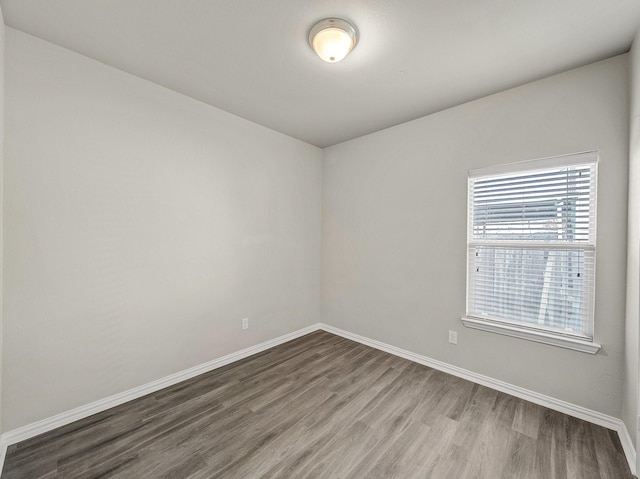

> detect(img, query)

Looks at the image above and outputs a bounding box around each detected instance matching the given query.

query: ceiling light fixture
[308,18,358,63]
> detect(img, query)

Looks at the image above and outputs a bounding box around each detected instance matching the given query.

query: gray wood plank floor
[1,331,635,478]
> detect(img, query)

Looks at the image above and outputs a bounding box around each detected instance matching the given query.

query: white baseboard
[317,323,637,476]
[0,440,6,477]
[0,322,636,477]
[617,421,637,477]
[0,323,322,459]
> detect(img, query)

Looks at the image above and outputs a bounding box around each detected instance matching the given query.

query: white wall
[322,55,629,417]
[1,21,632,435]
[2,29,322,431]
[624,30,640,452]
[0,5,5,436]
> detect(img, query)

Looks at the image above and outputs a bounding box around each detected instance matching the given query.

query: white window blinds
[466,151,597,341]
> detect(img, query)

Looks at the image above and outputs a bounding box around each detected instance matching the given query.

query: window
[462,151,600,353]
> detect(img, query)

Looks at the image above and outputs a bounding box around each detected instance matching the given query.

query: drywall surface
[3,29,322,431]
[322,55,629,417]
[623,31,640,450]
[0,5,5,435]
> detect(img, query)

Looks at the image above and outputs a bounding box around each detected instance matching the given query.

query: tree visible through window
[466,152,597,341]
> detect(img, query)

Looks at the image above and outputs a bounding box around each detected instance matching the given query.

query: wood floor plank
[566,417,605,479]
[502,433,539,479]
[356,420,434,479]
[1,331,634,479]
[512,399,543,439]
[406,413,458,478]
[280,421,383,479]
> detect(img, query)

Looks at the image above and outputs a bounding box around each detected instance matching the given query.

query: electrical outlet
[448,330,457,344]
[242,318,249,330]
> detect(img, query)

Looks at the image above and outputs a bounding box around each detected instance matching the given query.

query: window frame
[461,151,601,354]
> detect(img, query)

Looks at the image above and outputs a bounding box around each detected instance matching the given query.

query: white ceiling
[2,1,640,148]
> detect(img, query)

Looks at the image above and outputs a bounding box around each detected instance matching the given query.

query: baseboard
[0,323,322,455]
[317,323,638,476]
[0,439,7,477]
[0,322,636,477]
[617,420,637,477]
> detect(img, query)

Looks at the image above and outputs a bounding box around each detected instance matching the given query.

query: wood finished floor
[1,331,634,479]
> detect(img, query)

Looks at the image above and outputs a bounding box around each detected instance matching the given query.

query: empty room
[0,0,639,478]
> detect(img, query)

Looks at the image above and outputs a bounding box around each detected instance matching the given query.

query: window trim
[462,151,600,354]
[460,316,601,354]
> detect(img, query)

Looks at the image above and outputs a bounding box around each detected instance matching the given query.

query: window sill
[460,317,601,354]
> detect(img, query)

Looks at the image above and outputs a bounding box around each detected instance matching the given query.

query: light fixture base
[308,17,358,63]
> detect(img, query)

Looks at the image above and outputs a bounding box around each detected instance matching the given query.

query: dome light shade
[309,18,358,63]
